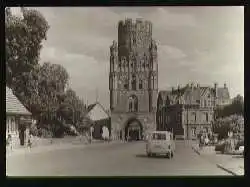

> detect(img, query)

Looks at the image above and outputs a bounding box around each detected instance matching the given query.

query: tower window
[192,112,196,121]
[124,82,128,89]
[206,113,209,122]
[133,38,136,44]
[132,75,136,90]
[139,80,143,89]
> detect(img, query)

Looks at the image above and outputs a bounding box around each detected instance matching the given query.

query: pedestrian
[204,135,209,146]
[27,133,32,152]
[7,134,13,152]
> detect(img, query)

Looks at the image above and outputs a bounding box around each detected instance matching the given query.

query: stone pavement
[191,143,244,176]
[6,137,124,157]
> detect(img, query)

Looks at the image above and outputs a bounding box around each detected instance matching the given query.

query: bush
[30,123,38,136]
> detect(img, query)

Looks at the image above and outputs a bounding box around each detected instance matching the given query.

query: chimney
[224,83,227,89]
[191,82,194,89]
[214,82,218,89]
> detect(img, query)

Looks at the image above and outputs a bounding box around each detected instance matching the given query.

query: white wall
[88,104,109,121]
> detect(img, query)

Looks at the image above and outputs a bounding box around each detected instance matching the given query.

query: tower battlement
[118,18,153,59]
[118,18,152,34]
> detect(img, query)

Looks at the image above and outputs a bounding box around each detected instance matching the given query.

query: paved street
[6,141,231,176]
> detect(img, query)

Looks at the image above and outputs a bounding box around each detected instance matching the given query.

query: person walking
[27,133,33,152]
[7,134,13,152]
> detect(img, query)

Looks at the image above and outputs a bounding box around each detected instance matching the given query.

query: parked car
[146,131,175,158]
[239,146,244,154]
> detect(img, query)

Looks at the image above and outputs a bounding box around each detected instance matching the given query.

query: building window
[192,112,196,121]
[191,128,196,136]
[133,38,136,44]
[128,95,138,112]
[7,116,17,134]
[206,113,209,122]
[196,100,200,104]
[132,75,136,90]
[139,80,143,89]
[129,100,133,112]
[124,81,128,89]
[204,100,207,107]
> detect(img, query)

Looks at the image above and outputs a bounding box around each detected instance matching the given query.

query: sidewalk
[191,144,244,176]
[6,137,124,157]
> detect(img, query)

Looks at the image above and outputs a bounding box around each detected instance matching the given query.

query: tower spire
[95,88,99,103]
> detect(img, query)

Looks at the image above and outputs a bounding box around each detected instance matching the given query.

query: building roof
[87,103,97,112]
[86,102,110,121]
[159,83,230,106]
[6,86,31,115]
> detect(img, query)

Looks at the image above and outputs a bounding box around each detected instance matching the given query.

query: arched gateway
[125,118,143,141]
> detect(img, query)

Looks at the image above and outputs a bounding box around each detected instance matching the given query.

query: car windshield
[152,133,170,140]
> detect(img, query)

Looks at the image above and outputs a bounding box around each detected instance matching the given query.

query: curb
[191,146,242,176]
[216,164,237,176]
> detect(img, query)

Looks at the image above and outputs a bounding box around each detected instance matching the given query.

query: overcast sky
[12,7,244,109]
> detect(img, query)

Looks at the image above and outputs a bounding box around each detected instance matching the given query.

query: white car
[146,131,175,158]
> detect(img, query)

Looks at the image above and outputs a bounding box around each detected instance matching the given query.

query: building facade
[6,86,32,147]
[157,83,231,140]
[109,18,158,141]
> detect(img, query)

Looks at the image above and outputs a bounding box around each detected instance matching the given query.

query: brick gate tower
[109,18,158,141]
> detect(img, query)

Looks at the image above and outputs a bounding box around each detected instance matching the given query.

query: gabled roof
[6,87,31,115]
[86,102,110,118]
[87,103,97,112]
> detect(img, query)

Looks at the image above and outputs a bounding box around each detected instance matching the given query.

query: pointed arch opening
[128,95,138,112]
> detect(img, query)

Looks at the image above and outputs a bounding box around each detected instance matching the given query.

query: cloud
[158,44,187,61]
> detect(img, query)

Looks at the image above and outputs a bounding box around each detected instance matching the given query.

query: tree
[5,7,49,117]
[37,62,69,127]
[5,7,49,88]
[57,88,86,126]
[213,114,244,140]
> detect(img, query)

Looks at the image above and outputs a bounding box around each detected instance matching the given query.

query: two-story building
[157,83,231,140]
